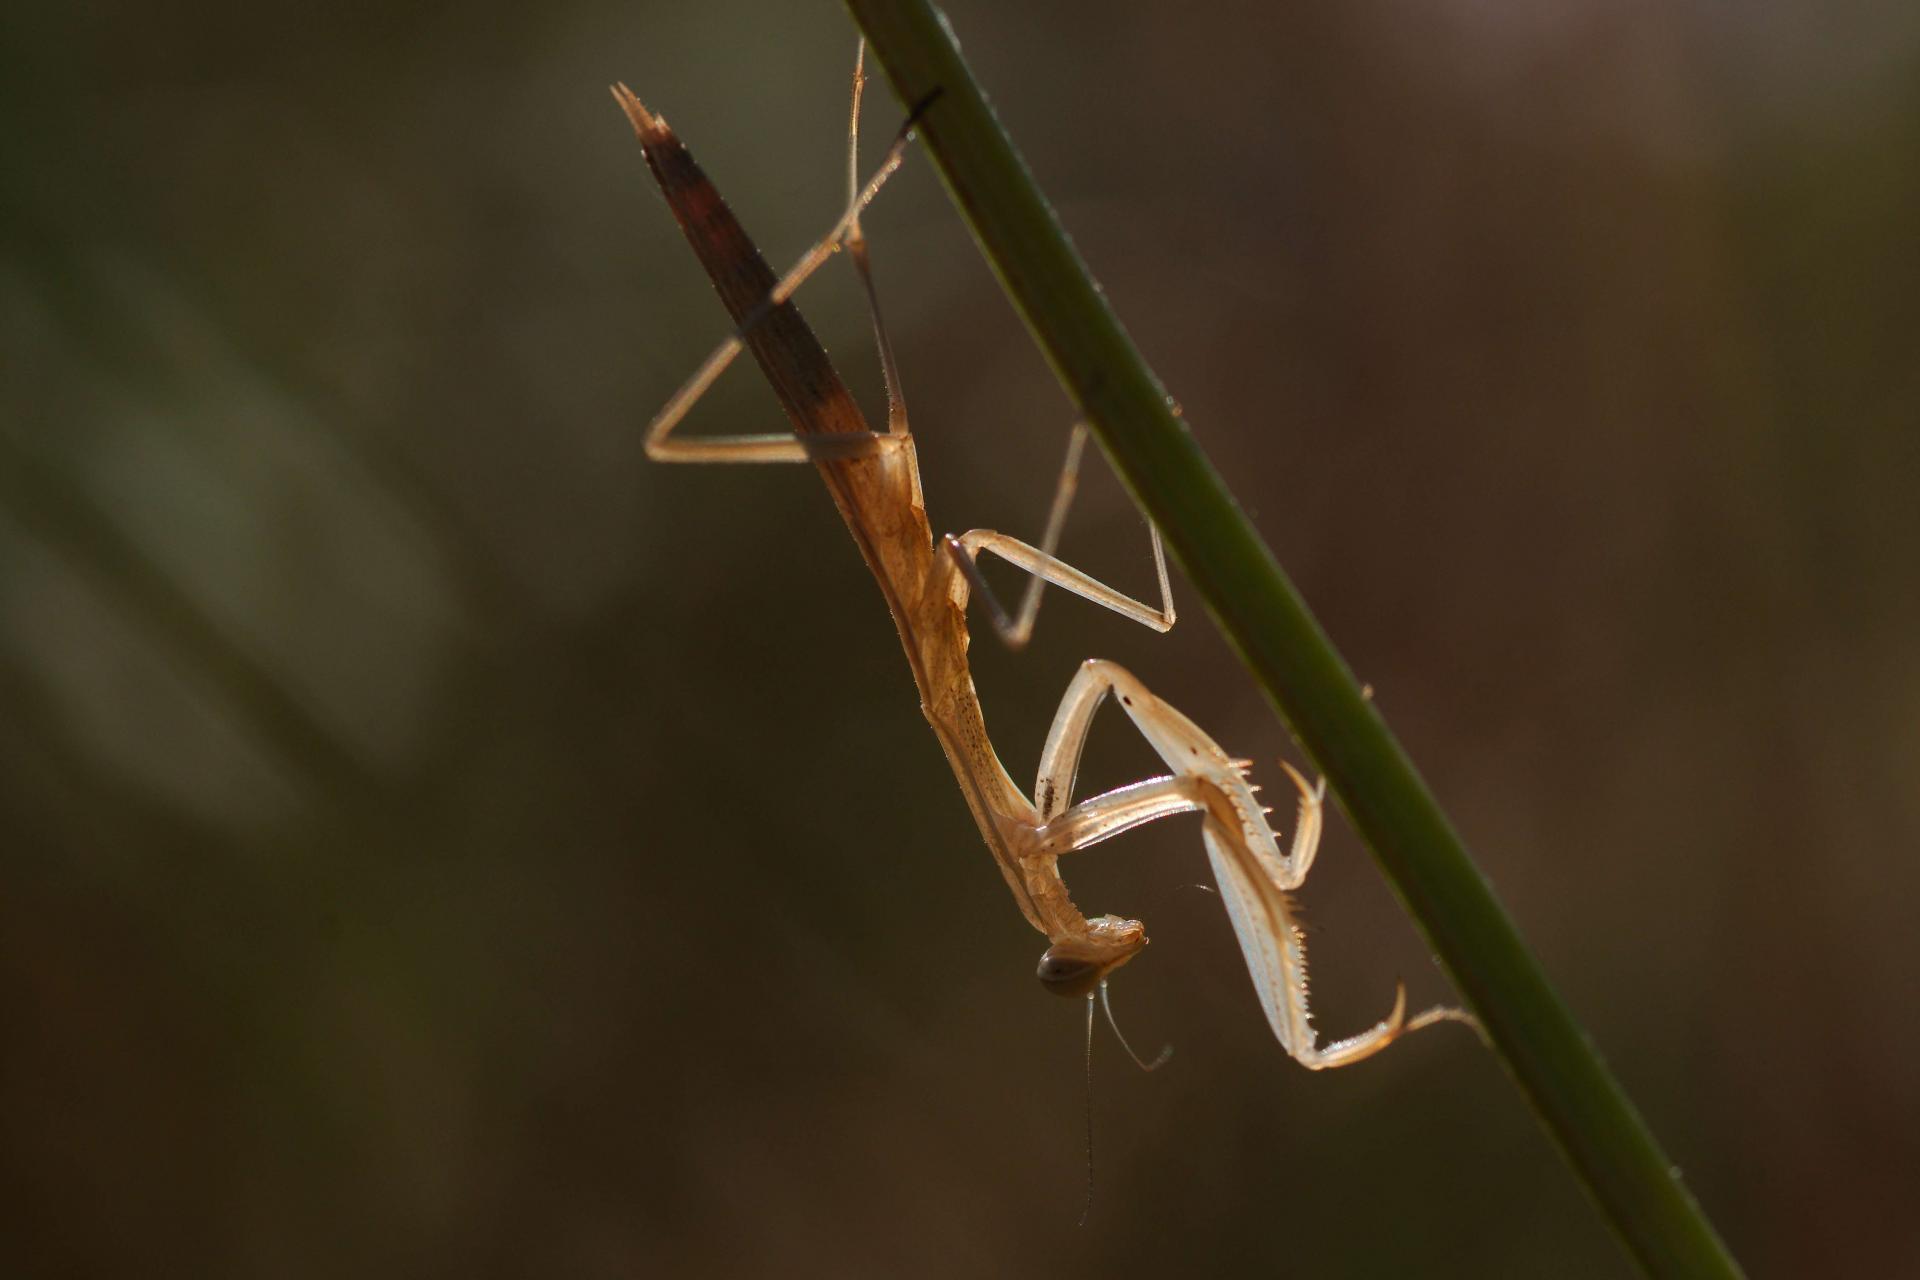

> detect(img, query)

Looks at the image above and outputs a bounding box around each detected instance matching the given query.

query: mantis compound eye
[1036,946,1106,999]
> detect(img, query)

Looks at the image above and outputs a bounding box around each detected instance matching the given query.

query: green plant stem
[842,3,1742,1276]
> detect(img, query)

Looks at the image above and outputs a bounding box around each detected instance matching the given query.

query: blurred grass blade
[0,433,373,802]
[843,2,1742,1275]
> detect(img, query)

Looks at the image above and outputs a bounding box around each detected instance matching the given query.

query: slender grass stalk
[842,3,1742,1275]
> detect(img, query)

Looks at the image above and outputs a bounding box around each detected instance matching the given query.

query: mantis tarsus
[615,45,1472,1073]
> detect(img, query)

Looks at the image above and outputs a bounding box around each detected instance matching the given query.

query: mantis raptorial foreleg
[1032,660,1317,881]
[1018,658,1471,1069]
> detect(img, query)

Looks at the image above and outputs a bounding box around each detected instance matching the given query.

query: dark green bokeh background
[4,3,1916,1275]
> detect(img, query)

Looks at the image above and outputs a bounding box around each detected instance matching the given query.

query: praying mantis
[614,45,1472,1072]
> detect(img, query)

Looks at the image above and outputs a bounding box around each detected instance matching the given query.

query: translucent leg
[1033,661,1304,880]
[1028,658,1471,1067]
[843,40,910,440]
[1032,774,1207,855]
[945,427,1176,648]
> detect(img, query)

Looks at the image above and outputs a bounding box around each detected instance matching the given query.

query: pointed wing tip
[610,82,666,139]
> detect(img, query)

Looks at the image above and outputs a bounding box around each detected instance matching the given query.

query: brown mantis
[614,44,1471,1073]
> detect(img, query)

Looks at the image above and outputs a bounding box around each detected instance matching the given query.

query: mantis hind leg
[614,38,919,465]
[843,40,911,441]
[1029,658,1473,1067]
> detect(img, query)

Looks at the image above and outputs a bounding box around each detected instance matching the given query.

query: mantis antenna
[1078,977,1171,1226]
[1098,979,1171,1072]
[1080,994,1095,1228]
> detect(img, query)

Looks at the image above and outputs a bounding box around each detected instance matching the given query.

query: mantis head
[1036,915,1146,998]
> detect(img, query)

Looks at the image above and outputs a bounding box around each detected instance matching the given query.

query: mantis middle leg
[944,425,1177,648]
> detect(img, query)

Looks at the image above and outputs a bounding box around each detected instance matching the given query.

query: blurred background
[4,1,1916,1274]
